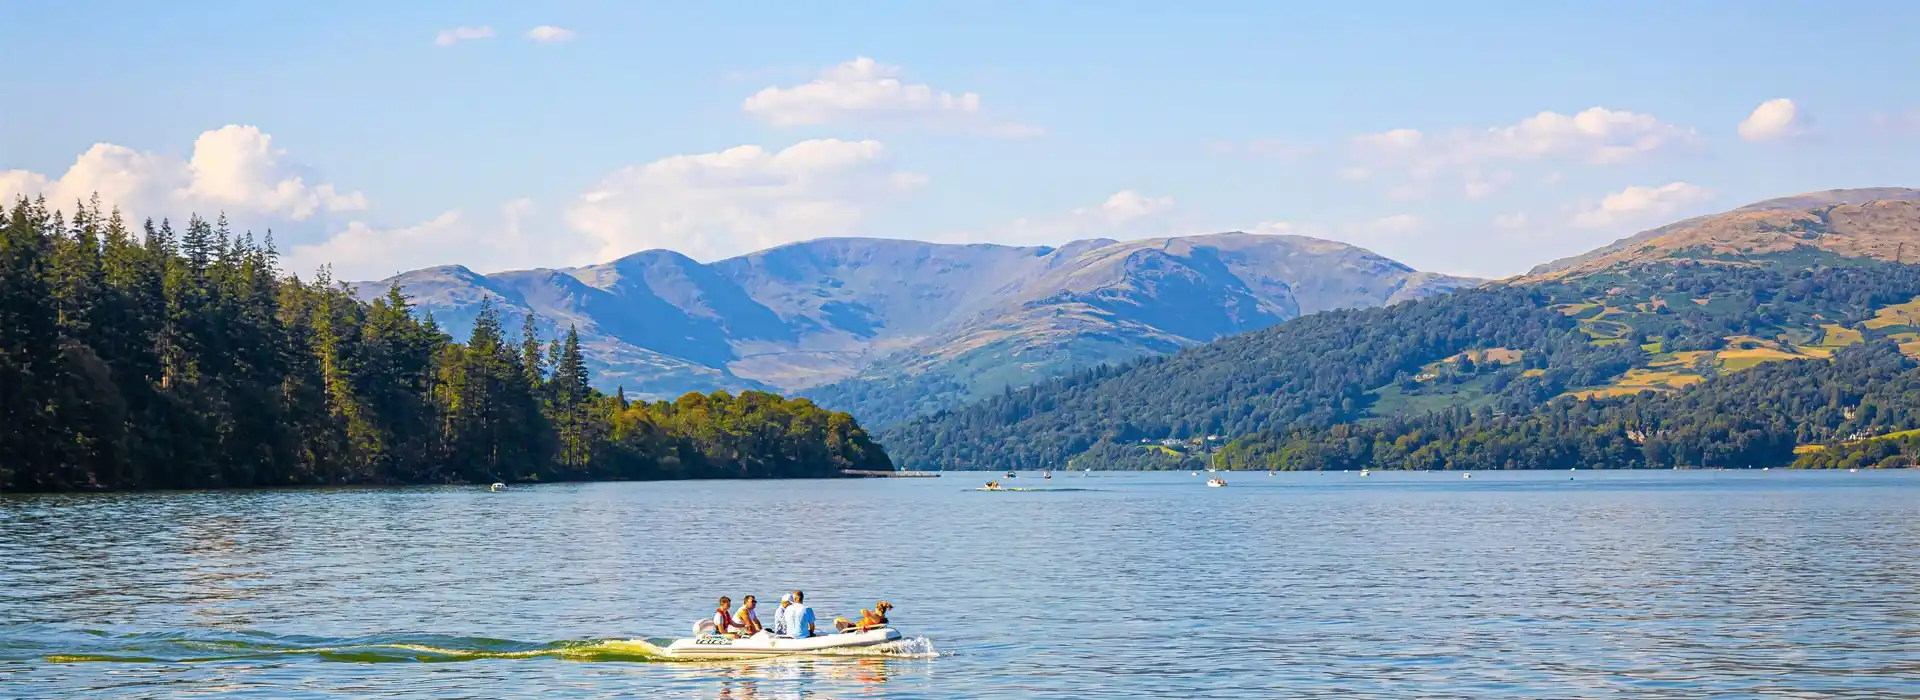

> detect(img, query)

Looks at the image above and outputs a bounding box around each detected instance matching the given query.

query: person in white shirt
[733,594,763,636]
[771,593,792,636]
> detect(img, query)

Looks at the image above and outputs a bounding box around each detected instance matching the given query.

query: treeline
[0,198,890,492]
[1793,432,1920,469]
[1217,341,1920,471]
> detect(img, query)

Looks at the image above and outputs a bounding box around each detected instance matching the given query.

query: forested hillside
[0,197,890,492]
[1218,341,1920,471]
[882,253,1920,471]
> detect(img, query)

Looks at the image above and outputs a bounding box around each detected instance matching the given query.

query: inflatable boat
[663,627,901,658]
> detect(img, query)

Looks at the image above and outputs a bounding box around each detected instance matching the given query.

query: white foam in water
[819,636,940,659]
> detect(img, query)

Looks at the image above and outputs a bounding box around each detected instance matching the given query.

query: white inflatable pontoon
[664,623,901,658]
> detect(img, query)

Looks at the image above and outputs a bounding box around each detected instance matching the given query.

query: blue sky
[3,1,1917,279]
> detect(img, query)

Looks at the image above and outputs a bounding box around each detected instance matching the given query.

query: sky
[3,1,1918,280]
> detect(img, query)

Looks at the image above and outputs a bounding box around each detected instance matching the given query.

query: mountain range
[878,187,1920,471]
[362,233,1478,424]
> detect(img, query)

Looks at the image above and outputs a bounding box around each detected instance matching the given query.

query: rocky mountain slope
[1528,187,1920,276]
[362,233,1478,416]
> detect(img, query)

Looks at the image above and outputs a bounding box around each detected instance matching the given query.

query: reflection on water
[2,470,1917,698]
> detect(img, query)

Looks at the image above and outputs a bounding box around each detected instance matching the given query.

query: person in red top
[712,596,738,638]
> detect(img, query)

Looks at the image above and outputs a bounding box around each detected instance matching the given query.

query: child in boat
[733,594,763,635]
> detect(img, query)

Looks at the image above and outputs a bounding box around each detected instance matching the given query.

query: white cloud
[1873,107,1920,133]
[1462,170,1512,200]
[526,26,575,43]
[1387,184,1428,201]
[1573,182,1715,228]
[1350,107,1698,187]
[435,26,495,47]
[0,125,365,223]
[1206,138,1312,160]
[1362,214,1423,235]
[1869,109,1920,135]
[940,190,1188,247]
[1093,189,1174,221]
[1246,221,1308,236]
[565,139,925,262]
[1493,212,1530,230]
[1738,98,1802,141]
[742,57,1040,136]
[288,198,573,280]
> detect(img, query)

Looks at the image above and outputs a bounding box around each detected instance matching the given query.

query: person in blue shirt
[785,589,817,638]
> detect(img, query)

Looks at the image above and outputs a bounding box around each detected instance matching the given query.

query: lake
[3,469,1916,698]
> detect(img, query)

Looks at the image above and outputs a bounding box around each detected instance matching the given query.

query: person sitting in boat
[785,590,817,638]
[835,600,893,632]
[984,480,1000,490]
[770,593,792,636]
[711,596,740,638]
[733,594,763,636]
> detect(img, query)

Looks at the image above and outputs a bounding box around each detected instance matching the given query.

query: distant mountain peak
[1530,187,1920,277]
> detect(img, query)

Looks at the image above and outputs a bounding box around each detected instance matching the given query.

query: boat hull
[662,628,901,658]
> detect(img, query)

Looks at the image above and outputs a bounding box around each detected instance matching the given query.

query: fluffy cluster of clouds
[9,55,1887,282]
[1738,98,1803,141]
[565,139,927,262]
[970,190,1186,247]
[1573,182,1715,228]
[1344,107,1700,201]
[1,125,366,225]
[743,57,1040,136]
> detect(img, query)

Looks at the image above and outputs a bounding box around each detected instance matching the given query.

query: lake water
[2,470,1916,698]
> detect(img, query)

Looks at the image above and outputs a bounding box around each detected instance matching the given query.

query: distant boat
[489,482,505,492]
[1206,477,1228,488]
[1462,473,1472,479]
[1360,469,1370,477]
[1043,471,1053,480]
[1005,471,1017,478]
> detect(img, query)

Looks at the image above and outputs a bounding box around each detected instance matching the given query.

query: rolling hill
[881,187,1920,471]
[361,233,1477,420]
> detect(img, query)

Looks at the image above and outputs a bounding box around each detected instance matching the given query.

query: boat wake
[16,628,939,665]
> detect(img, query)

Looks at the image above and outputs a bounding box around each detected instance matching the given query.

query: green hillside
[881,254,1920,471]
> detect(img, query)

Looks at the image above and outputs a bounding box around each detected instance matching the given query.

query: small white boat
[1206,478,1228,487]
[1360,469,1370,477]
[664,628,901,658]
[489,482,505,492]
